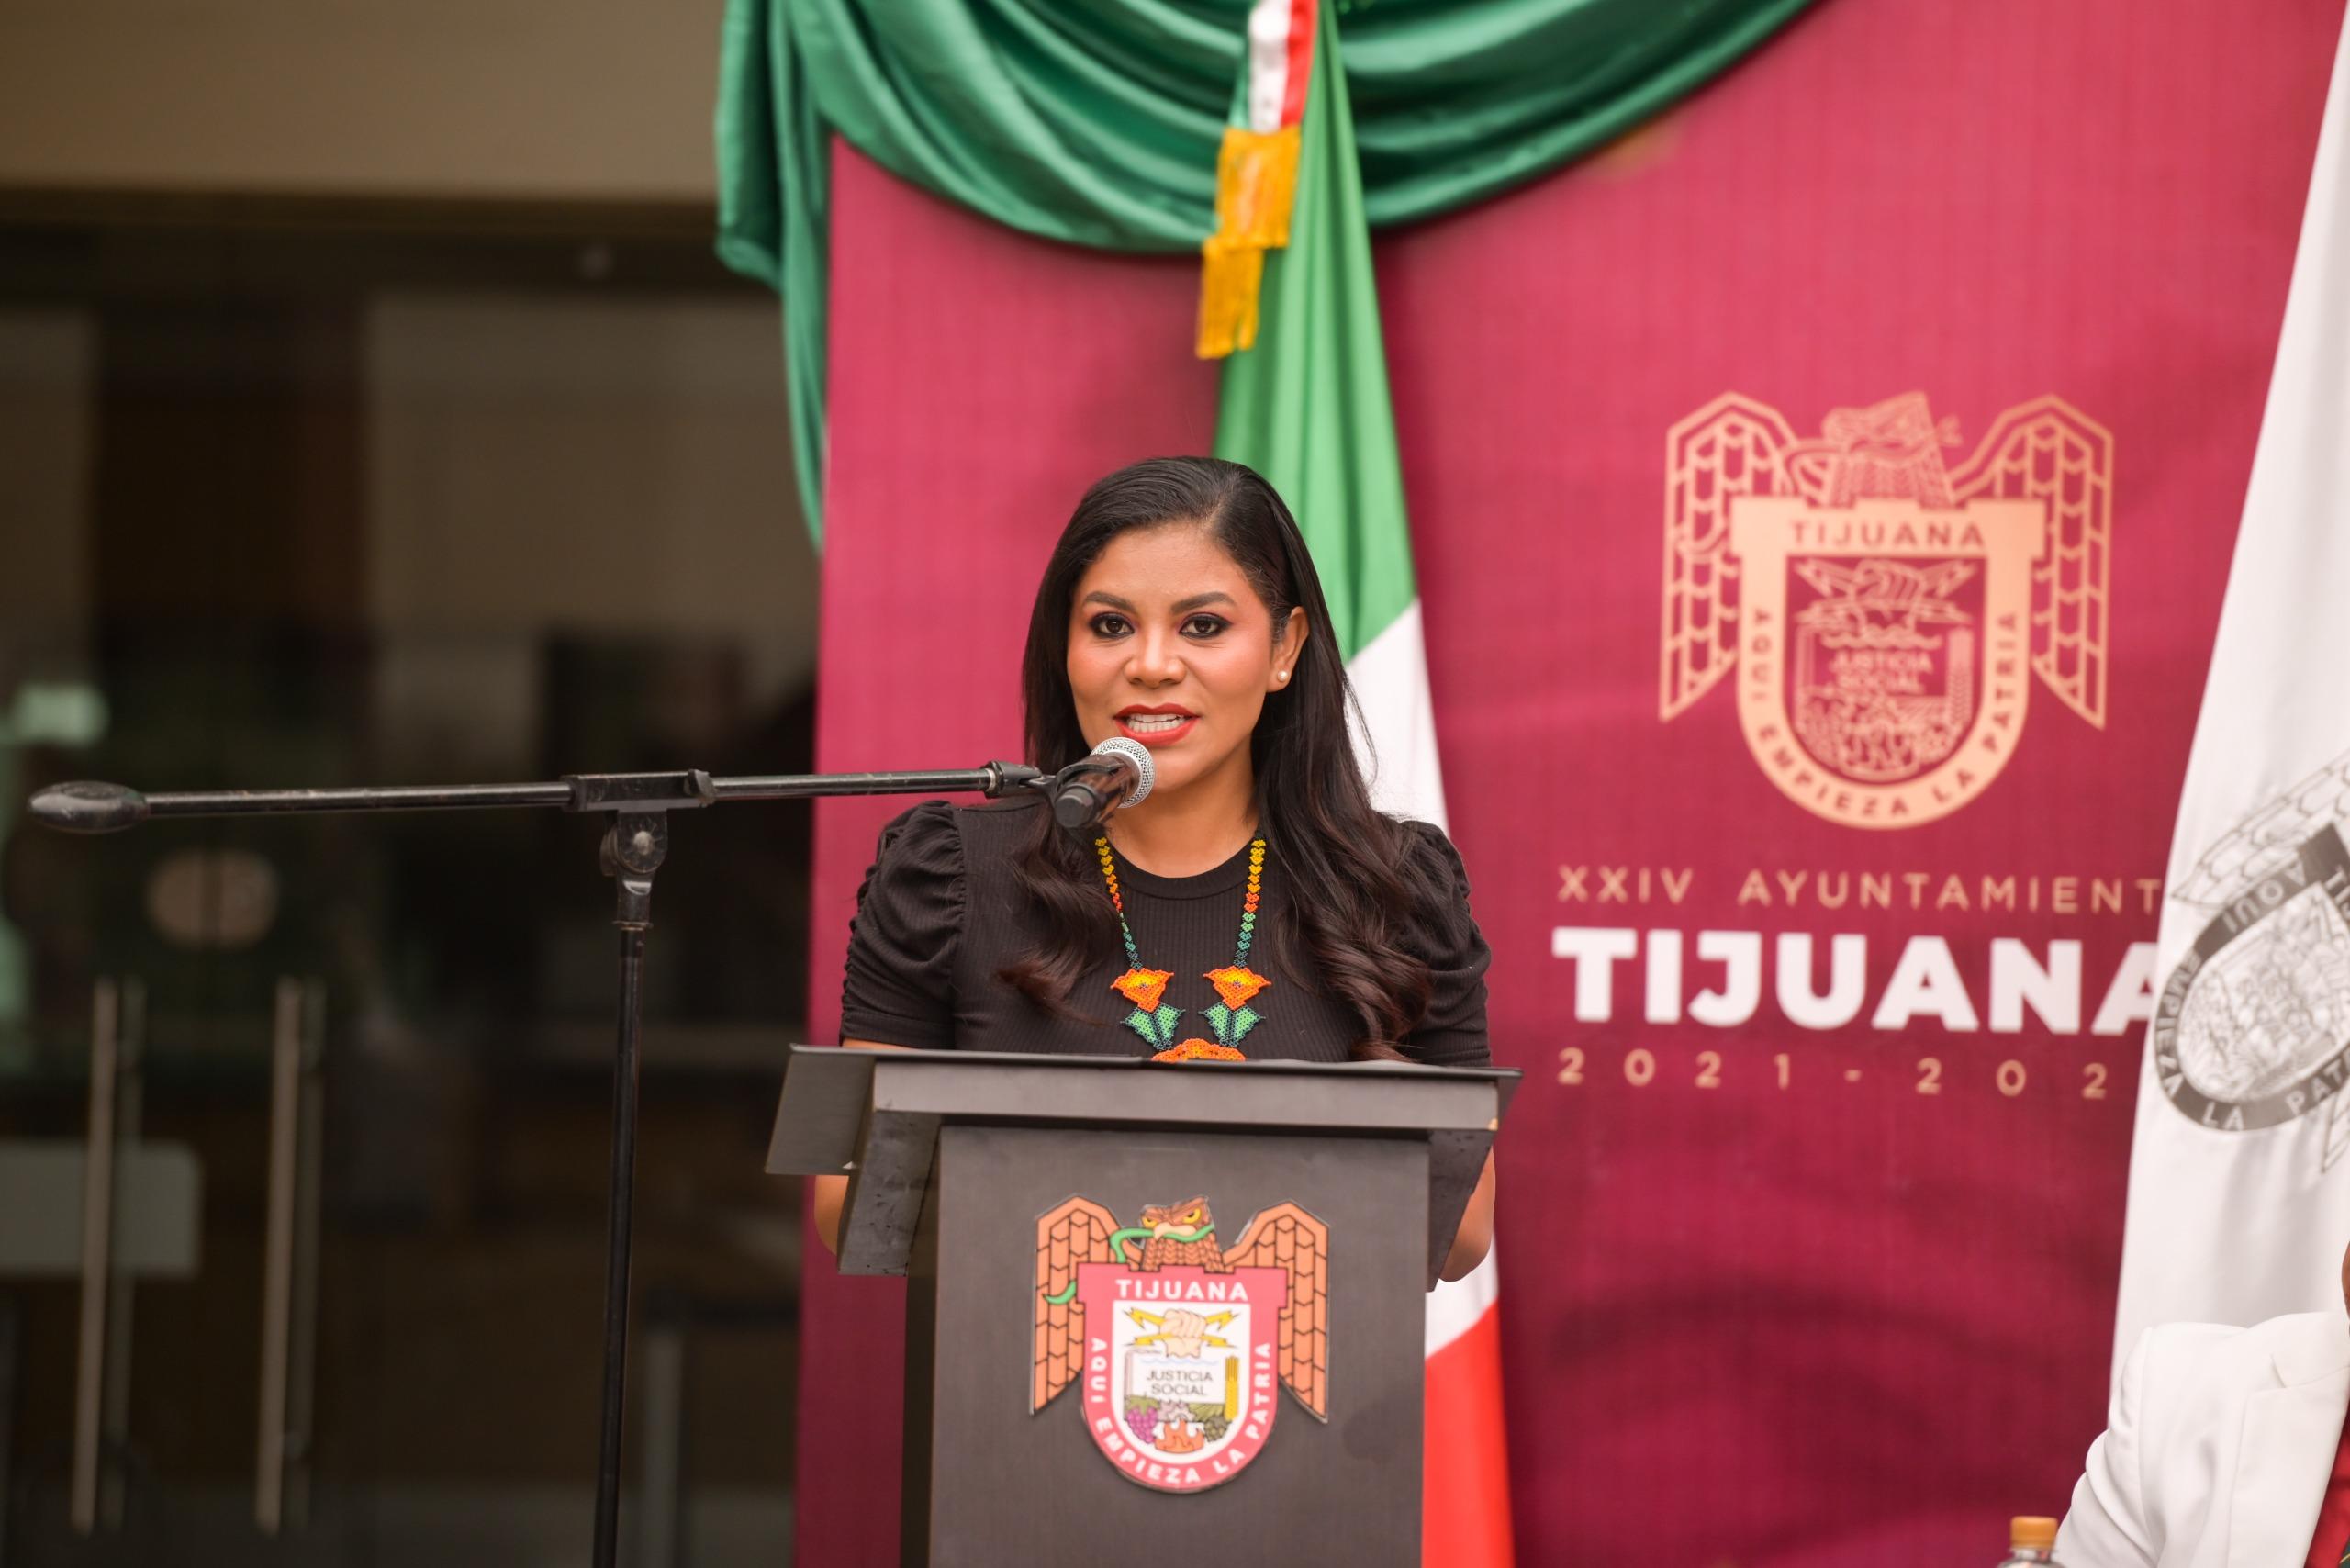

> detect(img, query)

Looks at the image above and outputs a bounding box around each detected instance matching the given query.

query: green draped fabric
[714,0,1819,538]
[1214,0,1415,664]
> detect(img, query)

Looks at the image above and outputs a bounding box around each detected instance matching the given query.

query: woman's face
[1065,521,1304,802]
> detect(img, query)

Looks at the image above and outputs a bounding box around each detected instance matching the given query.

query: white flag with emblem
[2109,15,2350,1365]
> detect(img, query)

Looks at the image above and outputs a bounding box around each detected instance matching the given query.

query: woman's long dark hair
[998,456,1444,1062]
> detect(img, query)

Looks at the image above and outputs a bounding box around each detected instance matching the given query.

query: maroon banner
[797,0,2344,1561]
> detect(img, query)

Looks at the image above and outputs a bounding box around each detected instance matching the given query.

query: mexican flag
[1210,5,1514,1564]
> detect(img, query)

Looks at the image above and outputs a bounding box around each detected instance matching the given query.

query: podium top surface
[766,1046,1519,1283]
[765,1045,1517,1177]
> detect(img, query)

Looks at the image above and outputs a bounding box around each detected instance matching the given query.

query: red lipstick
[1113,703,1198,747]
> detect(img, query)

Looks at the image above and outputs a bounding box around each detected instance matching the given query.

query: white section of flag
[1427,1249,1499,1356]
[1349,600,1451,831]
[1345,599,1499,1361]
[2109,17,2350,1371]
[1245,0,1302,134]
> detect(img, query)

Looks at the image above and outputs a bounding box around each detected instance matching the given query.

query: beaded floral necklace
[1094,833,1271,1062]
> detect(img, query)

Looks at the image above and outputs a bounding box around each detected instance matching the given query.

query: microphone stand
[30,762,1046,1567]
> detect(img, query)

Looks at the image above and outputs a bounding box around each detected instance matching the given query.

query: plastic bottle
[1998,1516,2062,1565]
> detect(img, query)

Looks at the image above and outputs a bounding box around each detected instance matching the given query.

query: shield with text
[1074,1262,1285,1492]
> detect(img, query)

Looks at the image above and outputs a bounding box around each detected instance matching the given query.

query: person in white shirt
[2058,1246,2350,1568]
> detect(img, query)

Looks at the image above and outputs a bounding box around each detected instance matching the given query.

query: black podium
[767,1047,1517,1567]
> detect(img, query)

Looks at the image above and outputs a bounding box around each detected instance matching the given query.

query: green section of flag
[1209,4,1416,666]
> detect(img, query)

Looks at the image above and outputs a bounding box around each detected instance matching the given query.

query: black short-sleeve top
[839,793,1491,1066]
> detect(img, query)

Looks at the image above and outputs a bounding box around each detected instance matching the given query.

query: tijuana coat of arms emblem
[1662,392,2115,828]
[1032,1193,1328,1493]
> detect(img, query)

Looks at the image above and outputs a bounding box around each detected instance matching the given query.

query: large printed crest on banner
[1032,1194,1328,1493]
[1662,394,2115,829]
[2158,748,2350,1157]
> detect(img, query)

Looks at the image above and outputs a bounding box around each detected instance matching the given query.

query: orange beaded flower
[1203,966,1271,1012]
[1110,968,1174,1014]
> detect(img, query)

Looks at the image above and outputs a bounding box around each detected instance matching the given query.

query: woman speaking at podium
[813,456,1495,1279]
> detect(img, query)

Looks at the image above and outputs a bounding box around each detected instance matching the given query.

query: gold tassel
[1198,238,1264,359]
[1197,124,1301,359]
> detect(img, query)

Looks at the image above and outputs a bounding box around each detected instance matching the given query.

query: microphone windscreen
[1091,736,1154,807]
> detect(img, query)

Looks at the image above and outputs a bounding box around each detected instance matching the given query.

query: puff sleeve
[1401,821,1494,1068]
[839,801,964,1049]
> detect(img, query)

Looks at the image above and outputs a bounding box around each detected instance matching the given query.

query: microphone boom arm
[27,756,1045,1568]
[32,762,1047,834]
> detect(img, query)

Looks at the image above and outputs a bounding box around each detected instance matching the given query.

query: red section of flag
[1281,0,1315,129]
[1425,1304,1515,1568]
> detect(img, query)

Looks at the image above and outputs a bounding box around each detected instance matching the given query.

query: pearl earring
[1276,670,1289,683]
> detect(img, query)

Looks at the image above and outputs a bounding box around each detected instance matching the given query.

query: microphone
[1050,737,1154,832]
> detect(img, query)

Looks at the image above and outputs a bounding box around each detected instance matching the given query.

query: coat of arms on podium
[1032,1193,1328,1492]
[1662,392,2115,829]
